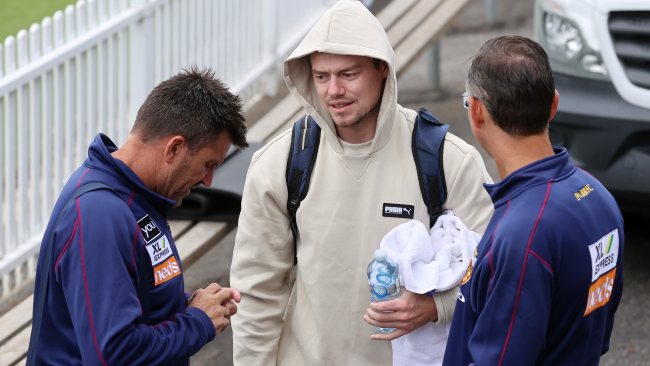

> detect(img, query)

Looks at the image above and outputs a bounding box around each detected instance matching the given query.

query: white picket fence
[0,0,333,300]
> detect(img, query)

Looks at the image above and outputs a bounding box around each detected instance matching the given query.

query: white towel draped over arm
[379,211,481,295]
[378,211,482,366]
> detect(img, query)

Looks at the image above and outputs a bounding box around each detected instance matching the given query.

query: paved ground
[186,1,650,365]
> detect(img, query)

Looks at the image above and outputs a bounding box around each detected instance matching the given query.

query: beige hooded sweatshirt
[231,1,494,365]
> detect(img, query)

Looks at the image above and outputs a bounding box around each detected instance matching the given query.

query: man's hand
[188,283,241,334]
[363,289,437,340]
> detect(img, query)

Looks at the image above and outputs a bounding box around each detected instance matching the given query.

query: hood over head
[284,0,398,153]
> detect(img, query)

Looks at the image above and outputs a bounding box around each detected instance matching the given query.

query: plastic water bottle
[367,247,401,333]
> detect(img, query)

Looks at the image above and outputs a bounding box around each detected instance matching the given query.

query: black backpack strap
[27,182,113,366]
[286,115,321,264]
[412,108,449,228]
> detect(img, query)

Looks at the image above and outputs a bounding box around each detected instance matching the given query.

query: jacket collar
[87,133,177,213]
[485,148,576,208]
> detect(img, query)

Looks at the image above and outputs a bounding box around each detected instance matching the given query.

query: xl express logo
[137,215,161,243]
[588,229,619,282]
[146,235,173,266]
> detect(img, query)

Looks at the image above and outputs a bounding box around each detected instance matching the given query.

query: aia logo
[137,215,161,243]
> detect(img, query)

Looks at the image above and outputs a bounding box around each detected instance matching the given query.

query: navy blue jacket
[29,134,215,365]
[443,148,624,366]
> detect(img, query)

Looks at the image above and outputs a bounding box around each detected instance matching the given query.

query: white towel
[378,210,481,366]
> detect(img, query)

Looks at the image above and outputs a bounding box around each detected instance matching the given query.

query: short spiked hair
[132,67,248,150]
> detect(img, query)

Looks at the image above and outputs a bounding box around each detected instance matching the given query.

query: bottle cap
[374,248,387,261]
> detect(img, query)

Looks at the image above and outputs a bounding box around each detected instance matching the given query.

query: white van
[534,0,650,211]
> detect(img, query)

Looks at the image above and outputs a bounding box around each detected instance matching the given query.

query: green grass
[0,0,77,42]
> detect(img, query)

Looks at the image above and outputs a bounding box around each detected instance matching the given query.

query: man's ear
[379,60,389,79]
[163,136,187,164]
[548,89,560,122]
[468,96,485,130]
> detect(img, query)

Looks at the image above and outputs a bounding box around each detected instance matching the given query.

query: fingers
[213,317,230,334]
[368,288,414,312]
[370,328,408,341]
[196,301,231,333]
[233,288,241,302]
[216,288,241,318]
[187,284,242,333]
[203,282,223,294]
[227,287,242,303]
[224,300,239,317]
[214,287,240,305]
[363,312,410,340]
[364,312,407,330]
[365,306,403,323]
[365,290,436,340]
[369,298,402,312]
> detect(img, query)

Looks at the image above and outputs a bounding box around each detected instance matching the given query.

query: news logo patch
[137,215,161,243]
[584,269,616,316]
[154,256,182,286]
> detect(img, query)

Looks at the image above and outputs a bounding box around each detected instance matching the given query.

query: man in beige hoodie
[230,1,494,364]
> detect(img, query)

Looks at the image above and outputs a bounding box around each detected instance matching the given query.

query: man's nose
[201,169,214,187]
[328,77,345,96]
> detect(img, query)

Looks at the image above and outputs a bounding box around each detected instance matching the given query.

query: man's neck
[111,135,160,189]
[491,133,554,180]
[336,124,376,144]
[335,109,380,144]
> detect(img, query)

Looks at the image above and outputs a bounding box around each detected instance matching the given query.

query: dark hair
[132,67,248,150]
[467,36,555,136]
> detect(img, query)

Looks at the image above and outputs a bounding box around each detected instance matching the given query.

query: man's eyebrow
[312,63,362,74]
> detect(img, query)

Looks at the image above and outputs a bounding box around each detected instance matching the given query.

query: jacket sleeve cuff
[186,306,216,342]
[431,286,459,325]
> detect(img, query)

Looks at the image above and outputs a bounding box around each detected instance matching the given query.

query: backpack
[286,108,449,263]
